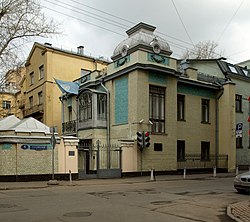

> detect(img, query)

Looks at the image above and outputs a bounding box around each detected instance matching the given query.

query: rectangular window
[236,137,243,149]
[235,94,242,113]
[30,72,34,85]
[38,91,43,105]
[29,96,33,108]
[69,151,75,156]
[201,99,209,123]
[177,140,185,161]
[149,85,165,133]
[2,100,11,109]
[39,65,44,79]
[177,94,185,121]
[201,141,210,161]
[97,94,107,120]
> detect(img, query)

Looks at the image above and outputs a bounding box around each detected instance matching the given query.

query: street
[0,176,249,222]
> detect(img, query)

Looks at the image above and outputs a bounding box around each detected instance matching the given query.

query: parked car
[234,171,250,193]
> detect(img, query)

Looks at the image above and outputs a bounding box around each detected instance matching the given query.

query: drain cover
[63,211,92,217]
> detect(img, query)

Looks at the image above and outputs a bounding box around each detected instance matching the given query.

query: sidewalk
[0,172,248,222]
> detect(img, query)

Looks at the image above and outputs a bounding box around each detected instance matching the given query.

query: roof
[25,42,110,66]
[0,116,50,133]
[112,22,172,61]
[217,60,250,79]
[0,115,20,130]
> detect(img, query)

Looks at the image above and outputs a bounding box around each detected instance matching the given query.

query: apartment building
[21,42,109,134]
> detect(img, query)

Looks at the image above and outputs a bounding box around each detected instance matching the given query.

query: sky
[34,0,250,64]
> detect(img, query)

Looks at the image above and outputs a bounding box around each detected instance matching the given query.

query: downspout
[100,79,110,169]
[215,85,224,168]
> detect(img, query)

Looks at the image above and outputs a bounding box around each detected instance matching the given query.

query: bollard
[69,169,72,184]
[183,167,186,179]
[150,168,156,181]
[236,165,239,175]
[213,166,216,177]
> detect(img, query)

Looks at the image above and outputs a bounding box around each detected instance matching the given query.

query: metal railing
[23,103,44,117]
[62,120,76,135]
[177,154,228,169]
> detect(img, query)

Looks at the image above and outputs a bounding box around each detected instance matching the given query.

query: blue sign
[21,144,49,151]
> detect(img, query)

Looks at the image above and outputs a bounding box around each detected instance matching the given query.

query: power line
[41,0,241,63]
[217,0,245,43]
[171,0,194,46]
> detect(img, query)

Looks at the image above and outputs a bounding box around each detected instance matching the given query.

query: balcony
[23,103,44,117]
[62,120,76,135]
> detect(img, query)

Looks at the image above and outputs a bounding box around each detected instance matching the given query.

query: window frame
[177,94,185,121]
[39,65,44,80]
[236,137,243,149]
[38,91,43,105]
[78,92,92,122]
[149,85,165,134]
[97,94,107,120]
[201,99,210,123]
[201,141,210,161]
[30,72,34,85]
[235,94,242,113]
[2,100,11,109]
[177,140,185,161]
[29,96,33,108]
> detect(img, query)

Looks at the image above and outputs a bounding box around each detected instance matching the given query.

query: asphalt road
[0,177,248,222]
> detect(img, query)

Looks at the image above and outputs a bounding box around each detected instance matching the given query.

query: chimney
[44,42,52,47]
[77,46,84,55]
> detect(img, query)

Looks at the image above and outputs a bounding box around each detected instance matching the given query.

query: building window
[30,72,34,85]
[149,85,165,133]
[29,96,33,108]
[39,65,44,79]
[97,94,107,120]
[2,100,11,109]
[177,94,185,121]
[201,99,209,123]
[201,141,210,161]
[236,137,243,149]
[177,140,185,161]
[78,93,92,122]
[68,106,72,121]
[235,94,242,113]
[38,91,43,105]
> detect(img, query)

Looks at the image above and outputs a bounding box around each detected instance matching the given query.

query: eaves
[178,76,221,90]
[103,63,180,82]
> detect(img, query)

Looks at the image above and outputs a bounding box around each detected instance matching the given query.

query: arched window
[79,93,92,122]
[97,94,107,120]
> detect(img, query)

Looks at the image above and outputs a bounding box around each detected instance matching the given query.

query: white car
[234,171,250,193]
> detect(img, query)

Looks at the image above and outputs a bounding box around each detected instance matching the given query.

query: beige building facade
[61,23,236,177]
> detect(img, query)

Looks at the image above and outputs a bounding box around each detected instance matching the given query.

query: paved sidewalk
[0,173,248,222]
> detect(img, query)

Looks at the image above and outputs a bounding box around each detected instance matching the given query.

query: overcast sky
[36,0,250,64]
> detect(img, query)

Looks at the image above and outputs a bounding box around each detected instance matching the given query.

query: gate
[78,139,122,179]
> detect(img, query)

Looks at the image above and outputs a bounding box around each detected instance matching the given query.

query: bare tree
[0,0,60,79]
[182,40,223,59]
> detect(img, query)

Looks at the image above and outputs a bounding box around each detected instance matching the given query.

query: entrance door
[78,139,92,179]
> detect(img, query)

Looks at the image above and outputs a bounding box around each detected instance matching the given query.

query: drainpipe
[215,85,224,168]
[100,79,110,169]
